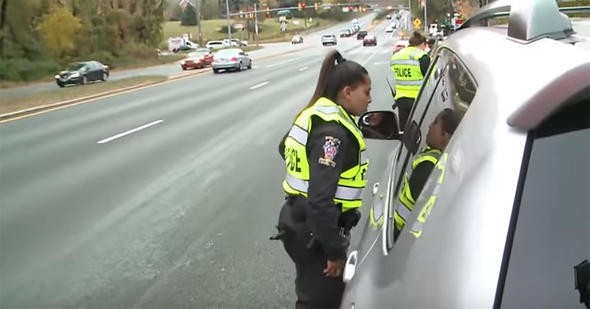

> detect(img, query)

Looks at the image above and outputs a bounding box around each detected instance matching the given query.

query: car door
[340,47,454,308]
[239,51,250,66]
[88,62,99,81]
[365,48,475,308]
[500,97,589,308]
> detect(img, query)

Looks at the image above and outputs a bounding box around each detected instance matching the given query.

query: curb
[0,68,217,122]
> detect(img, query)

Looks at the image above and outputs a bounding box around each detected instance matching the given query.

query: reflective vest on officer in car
[394,146,441,231]
[282,97,369,212]
[391,46,427,100]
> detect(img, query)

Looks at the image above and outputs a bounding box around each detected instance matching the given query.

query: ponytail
[296,50,343,116]
[296,50,366,118]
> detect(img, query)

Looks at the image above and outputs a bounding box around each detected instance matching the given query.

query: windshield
[189,51,207,57]
[216,49,239,56]
[66,63,85,71]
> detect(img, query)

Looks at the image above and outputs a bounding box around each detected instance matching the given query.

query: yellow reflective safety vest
[394,146,441,231]
[390,46,427,100]
[282,97,369,212]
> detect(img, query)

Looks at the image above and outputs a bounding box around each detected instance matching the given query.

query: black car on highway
[55,61,109,88]
[357,30,368,40]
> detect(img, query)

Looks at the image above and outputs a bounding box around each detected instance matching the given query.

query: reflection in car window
[387,49,476,249]
[67,63,85,71]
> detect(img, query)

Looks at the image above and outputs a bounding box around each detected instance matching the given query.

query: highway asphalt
[0,15,399,308]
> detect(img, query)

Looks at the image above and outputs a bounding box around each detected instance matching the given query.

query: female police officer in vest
[274,50,372,308]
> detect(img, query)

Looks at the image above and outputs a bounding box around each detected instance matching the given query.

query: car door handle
[343,250,358,283]
[372,182,379,196]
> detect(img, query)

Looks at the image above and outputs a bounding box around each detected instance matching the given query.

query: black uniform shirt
[419,53,431,77]
[279,116,359,260]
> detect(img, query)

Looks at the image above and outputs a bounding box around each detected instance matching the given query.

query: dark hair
[301,50,368,112]
[439,108,462,135]
[427,38,436,46]
[409,31,427,46]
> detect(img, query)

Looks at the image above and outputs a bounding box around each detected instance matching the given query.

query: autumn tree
[37,7,82,58]
[454,0,480,18]
[202,0,222,20]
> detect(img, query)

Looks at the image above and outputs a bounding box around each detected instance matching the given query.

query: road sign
[414,18,422,29]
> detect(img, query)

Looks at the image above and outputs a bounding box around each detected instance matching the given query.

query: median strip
[0,76,168,122]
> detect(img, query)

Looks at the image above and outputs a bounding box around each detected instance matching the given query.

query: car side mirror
[358,111,401,140]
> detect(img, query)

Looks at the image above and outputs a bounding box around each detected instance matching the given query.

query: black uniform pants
[278,202,345,309]
[394,97,415,132]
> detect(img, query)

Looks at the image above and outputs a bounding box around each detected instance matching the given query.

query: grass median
[0,75,168,116]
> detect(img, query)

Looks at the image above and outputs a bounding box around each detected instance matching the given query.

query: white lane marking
[299,66,308,71]
[360,53,376,67]
[250,81,269,90]
[97,120,163,144]
[266,57,302,68]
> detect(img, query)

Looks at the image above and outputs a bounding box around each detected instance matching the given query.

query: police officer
[426,37,437,55]
[390,31,431,131]
[393,109,461,240]
[273,50,372,308]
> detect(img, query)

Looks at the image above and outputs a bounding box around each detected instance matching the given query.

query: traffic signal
[301,2,306,9]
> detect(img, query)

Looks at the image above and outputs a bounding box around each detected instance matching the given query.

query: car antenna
[386,79,400,110]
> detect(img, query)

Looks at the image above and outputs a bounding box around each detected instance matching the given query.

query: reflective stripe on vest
[391,46,427,100]
[410,152,448,238]
[393,147,441,231]
[282,97,369,211]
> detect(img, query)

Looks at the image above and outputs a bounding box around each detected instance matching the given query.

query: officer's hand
[324,259,345,277]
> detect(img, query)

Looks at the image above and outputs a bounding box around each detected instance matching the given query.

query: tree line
[1,0,166,82]
[0,0,347,82]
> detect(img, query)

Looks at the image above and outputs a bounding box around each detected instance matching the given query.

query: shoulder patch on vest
[318,136,340,167]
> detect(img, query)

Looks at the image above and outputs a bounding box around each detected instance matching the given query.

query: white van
[428,23,439,36]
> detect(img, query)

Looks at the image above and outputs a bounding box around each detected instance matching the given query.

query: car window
[386,49,477,249]
[499,98,590,307]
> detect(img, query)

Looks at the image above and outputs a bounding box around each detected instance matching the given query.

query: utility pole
[196,0,203,46]
[408,0,412,31]
[304,4,307,28]
[424,0,428,33]
[226,0,232,40]
[254,3,259,47]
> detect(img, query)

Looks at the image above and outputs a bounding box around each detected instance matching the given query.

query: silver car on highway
[212,48,252,73]
[342,0,590,308]
[321,34,337,46]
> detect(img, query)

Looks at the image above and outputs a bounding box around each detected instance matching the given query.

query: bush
[0,58,61,82]
[374,8,394,21]
[318,8,352,22]
[86,51,117,68]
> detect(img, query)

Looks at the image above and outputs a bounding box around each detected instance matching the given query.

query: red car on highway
[180,48,214,70]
